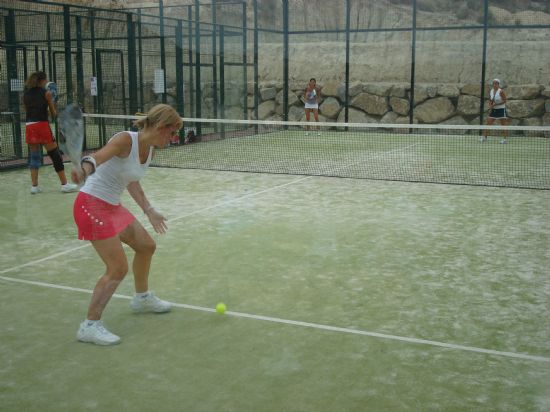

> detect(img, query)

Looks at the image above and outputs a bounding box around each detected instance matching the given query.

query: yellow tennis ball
[216,303,226,314]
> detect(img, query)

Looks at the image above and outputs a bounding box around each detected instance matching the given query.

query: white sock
[135,291,150,298]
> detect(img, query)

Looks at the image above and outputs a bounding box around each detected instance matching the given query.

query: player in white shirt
[481,79,509,144]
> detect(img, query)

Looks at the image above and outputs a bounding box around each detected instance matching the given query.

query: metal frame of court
[1,0,549,169]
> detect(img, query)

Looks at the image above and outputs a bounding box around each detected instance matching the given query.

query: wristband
[81,155,97,174]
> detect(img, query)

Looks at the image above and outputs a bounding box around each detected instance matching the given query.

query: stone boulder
[276,88,300,106]
[320,80,341,98]
[337,107,378,124]
[414,97,455,123]
[461,84,482,97]
[351,92,389,116]
[457,94,481,116]
[506,85,543,100]
[319,97,341,119]
[348,81,363,97]
[437,84,460,98]
[390,96,410,116]
[260,87,277,101]
[380,111,399,124]
[287,105,305,121]
[440,115,467,125]
[364,83,393,97]
[258,100,275,120]
[507,99,545,118]
[390,84,408,98]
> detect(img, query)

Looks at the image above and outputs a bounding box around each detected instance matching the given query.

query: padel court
[1,163,549,411]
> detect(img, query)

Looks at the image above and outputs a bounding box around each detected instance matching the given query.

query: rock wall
[243,80,550,129]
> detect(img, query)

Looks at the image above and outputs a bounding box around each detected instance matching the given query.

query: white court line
[1,274,549,364]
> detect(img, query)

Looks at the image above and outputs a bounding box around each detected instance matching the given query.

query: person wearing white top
[304,78,321,136]
[481,79,509,144]
[71,104,183,345]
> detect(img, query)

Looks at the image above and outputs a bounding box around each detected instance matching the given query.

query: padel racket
[58,103,84,171]
[46,82,58,103]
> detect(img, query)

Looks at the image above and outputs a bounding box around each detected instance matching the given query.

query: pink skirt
[73,192,135,240]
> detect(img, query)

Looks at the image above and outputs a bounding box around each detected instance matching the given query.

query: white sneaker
[500,139,508,144]
[479,137,487,143]
[61,183,79,193]
[130,291,172,313]
[76,320,121,346]
[30,186,42,195]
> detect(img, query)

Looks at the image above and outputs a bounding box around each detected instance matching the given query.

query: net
[78,114,550,190]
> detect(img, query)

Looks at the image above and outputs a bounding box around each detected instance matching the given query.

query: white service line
[1,274,549,364]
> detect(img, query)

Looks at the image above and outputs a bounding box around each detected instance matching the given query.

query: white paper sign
[10,79,24,92]
[154,69,165,94]
[90,77,98,96]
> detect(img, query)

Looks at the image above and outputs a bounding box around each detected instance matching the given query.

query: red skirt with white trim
[73,192,135,241]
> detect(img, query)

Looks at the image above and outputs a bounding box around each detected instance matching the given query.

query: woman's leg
[43,142,69,185]
[482,117,495,139]
[28,144,41,186]
[313,108,319,122]
[119,219,156,293]
[87,237,129,320]
[119,220,171,313]
[500,118,509,140]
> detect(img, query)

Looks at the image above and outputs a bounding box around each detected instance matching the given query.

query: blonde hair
[133,104,183,131]
[25,71,47,89]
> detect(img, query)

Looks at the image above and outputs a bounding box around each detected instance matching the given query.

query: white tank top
[81,131,152,205]
[490,88,505,109]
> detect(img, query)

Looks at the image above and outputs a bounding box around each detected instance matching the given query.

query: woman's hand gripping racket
[58,103,85,183]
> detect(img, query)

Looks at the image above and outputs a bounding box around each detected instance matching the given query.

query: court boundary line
[1,274,549,364]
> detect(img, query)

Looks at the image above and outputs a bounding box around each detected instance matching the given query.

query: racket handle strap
[81,155,97,175]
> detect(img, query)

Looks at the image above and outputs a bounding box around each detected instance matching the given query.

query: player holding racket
[304,78,321,135]
[481,79,509,144]
[23,71,78,194]
[72,104,183,345]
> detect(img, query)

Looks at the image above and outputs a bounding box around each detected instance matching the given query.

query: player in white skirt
[481,79,509,144]
[304,78,321,135]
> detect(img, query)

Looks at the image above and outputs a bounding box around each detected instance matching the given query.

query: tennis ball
[216,302,226,314]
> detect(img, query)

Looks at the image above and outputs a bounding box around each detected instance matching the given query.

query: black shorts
[489,108,507,119]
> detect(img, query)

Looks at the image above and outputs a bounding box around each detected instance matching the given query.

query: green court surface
[1,166,549,412]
